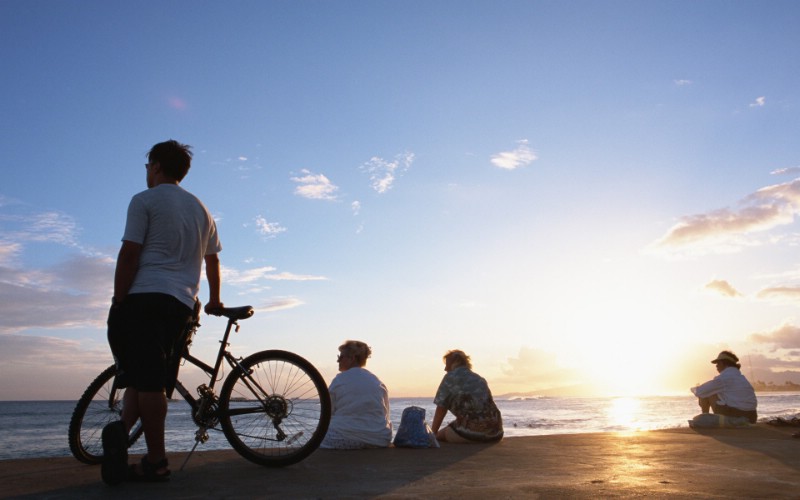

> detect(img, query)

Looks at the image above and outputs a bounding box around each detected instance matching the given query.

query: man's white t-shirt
[123,184,221,309]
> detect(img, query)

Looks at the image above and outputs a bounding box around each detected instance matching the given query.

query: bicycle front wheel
[218,350,331,467]
[67,365,143,465]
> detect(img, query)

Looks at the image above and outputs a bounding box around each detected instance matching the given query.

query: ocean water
[1,393,799,461]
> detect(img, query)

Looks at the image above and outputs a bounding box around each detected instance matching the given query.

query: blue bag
[393,406,440,448]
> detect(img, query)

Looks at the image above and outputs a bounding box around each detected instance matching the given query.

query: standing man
[102,140,223,484]
[691,350,758,424]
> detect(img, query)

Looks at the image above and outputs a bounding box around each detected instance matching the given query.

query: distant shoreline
[753,385,800,392]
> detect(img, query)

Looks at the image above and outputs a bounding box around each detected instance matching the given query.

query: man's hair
[147,140,192,181]
[339,340,372,367]
[443,349,472,370]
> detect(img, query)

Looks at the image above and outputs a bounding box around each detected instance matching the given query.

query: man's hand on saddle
[204,301,225,316]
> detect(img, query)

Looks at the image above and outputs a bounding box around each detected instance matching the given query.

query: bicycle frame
[171,310,257,429]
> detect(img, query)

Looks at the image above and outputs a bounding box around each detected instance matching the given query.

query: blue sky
[2,1,800,400]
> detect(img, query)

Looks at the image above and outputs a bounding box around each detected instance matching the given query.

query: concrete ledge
[1,425,799,499]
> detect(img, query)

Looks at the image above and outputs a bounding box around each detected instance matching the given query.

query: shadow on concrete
[689,424,800,473]
[6,443,492,499]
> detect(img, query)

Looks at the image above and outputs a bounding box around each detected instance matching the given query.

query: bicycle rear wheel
[218,350,331,467]
[68,364,143,464]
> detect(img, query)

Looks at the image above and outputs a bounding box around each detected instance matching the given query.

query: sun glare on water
[607,397,643,432]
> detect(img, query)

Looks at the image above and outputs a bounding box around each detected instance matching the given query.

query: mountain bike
[68,305,331,468]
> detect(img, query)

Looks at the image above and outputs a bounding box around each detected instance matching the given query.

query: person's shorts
[107,293,194,396]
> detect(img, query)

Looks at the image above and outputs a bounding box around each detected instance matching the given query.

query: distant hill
[752,381,800,392]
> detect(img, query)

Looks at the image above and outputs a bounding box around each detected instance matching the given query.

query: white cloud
[351,201,361,216]
[291,169,339,200]
[750,96,766,107]
[362,152,414,194]
[254,216,286,238]
[649,178,800,256]
[674,79,693,86]
[490,139,538,170]
[704,279,742,298]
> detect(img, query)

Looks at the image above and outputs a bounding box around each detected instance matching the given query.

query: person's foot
[128,456,171,482]
[100,421,128,485]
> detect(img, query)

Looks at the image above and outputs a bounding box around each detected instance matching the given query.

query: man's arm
[113,240,142,303]
[691,375,723,398]
[431,405,448,434]
[203,253,223,313]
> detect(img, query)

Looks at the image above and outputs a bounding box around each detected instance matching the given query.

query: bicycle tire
[68,364,144,465]
[218,350,331,467]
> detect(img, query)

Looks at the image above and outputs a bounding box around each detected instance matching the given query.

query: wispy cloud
[771,166,800,176]
[750,323,800,349]
[674,79,693,86]
[257,297,305,313]
[704,279,742,298]
[750,96,766,108]
[291,169,339,200]
[490,140,537,170]
[756,286,800,303]
[0,255,114,334]
[223,265,327,286]
[254,216,286,238]
[351,201,361,216]
[1,210,81,248]
[362,152,414,194]
[0,241,22,266]
[650,178,800,256]
[0,203,112,333]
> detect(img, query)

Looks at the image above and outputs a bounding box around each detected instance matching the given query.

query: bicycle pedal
[287,431,304,444]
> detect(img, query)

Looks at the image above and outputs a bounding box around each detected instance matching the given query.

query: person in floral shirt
[431,350,503,443]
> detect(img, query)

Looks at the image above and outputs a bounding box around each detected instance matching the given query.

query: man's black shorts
[107,293,194,396]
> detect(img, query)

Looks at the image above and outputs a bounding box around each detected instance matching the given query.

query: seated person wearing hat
[691,350,758,423]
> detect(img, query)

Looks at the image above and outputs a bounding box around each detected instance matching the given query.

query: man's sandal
[128,456,171,482]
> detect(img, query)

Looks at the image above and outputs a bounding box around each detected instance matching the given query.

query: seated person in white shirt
[320,340,392,449]
[691,350,758,423]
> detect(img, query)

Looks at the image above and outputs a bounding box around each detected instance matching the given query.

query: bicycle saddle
[207,306,254,320]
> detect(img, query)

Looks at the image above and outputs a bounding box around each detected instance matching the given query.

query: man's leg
[698,394,719,413]
[121,388,140,431]
[138,390,169,471]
